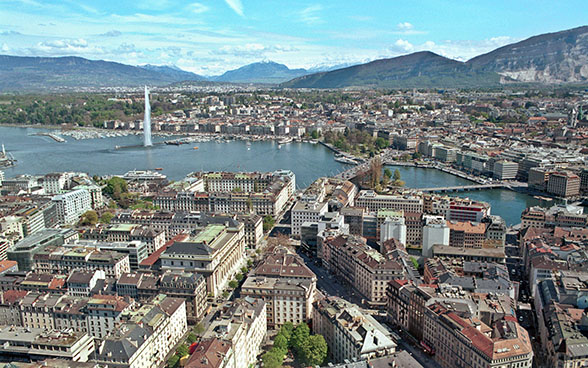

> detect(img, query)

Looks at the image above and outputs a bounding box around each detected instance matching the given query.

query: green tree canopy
[262,351,283,368]
[103,176,128,200]
[280,321,294,341]
[176,344,189,357]
[299,335,328,366]
[79,210,98,225]
[383,168,392,179]
[290,323,310,352]
[263,215,275,232]
[393,169,401,181]
[274,333,288,353]
[100,212,114,224]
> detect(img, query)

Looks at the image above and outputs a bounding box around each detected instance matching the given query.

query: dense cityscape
[0,84,587,368]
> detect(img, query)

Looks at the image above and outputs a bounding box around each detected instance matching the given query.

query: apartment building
[547,171,581,197]
[355,191,423,213]
[202,298,267,368]
[33,246,130,278]
[159,270,207,323]
[95,295,188,368]
[0,326,95,362]
[240,247,316,328]
[52,188,92,224]
[313,297,396,363]
[83,223,165,255]
[291,200,328,236]
[320,234,409,307]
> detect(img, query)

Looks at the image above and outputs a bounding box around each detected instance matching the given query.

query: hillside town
[0,87,588,368]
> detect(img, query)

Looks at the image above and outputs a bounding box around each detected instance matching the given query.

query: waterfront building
[493,160,519,180]
[161,223,245,297]
[0,326,95,362]
[528,167,551,191]
[355,191,423,213]
[52,188,92,225]
[546,171,581,197]
[313,297,396,363]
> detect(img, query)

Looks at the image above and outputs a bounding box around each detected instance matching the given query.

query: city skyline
[0,0,586,76]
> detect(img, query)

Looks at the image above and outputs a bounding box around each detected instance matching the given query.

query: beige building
[313,297,396,363]
[0,326,95,362]
[203,298,267,368]
[161,223,246,297]
[547,171,581,198]
[96,294,188,368]
[240,247,316,328]
[320,235,408,307]
[355,191,423,213]
[33,246,130,278]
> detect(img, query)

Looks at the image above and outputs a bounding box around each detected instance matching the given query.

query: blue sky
[0,0,586,76]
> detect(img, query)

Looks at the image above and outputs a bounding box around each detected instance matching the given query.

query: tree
[100,212,114,224]
[310,130,319,139]
[290,323,310,352]
[375,137,389,150]
[263,215,275,232]
[383,168,392,179]
[235,273,244,281]
[79,210,98,225]
[280,321,294,341]
[103,177,128,199]
[262,351,283,368]
[241,266,249,274]
[228,280,238,289]
[176,344,189,357]
[167,355,180,368]
[393,169,401,181]
[186,333,198,344]
[299,335,328,366]
[274,333,288,354]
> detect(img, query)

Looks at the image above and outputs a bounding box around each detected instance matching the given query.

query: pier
[32,132,66,142]
[418,183,528,193]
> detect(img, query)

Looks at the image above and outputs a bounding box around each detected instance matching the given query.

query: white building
[422,215,449,258]
[203,298,267,368]
[43,172,70,195]
[52,189,92,224]
[96,295,187,368]
[380,216,407,244]
[493,160,519,180]
[291,201,328,236]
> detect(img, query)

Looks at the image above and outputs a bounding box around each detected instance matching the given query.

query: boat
[155,168,163,171]
[193,147,199,150]
[533,195,553,201]
[278,144,282,150]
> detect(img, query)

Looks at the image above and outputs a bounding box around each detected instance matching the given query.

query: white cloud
[188,2,209,14]
[98,30,122,37]
[212,43,298,57]
[39,38,88,49]
[394,39,414,52]
[1,43,10,52]
[300,5,323,25]
[224,0,244,16]
[397,22,413,31]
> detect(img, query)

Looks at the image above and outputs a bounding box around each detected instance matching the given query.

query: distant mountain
[211,61,310,84]
[0,55,203,92]
[281,51,501,89]
[467,26,588,83]
[139,64,206,81]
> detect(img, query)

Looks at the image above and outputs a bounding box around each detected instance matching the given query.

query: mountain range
[0,25,586,92]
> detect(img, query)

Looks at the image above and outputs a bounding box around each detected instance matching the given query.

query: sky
[0,0,586,76]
